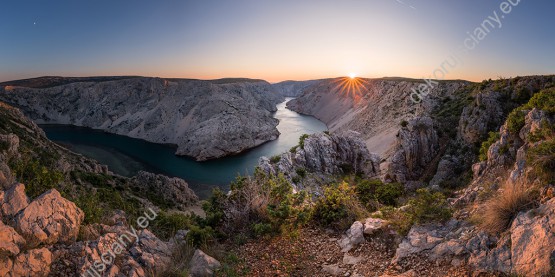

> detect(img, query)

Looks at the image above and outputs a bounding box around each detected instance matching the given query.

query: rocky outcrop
[0,77,284,161]
[509,198,555,276]
[130,171,198,209]
[386,117,439,183]
[189,249,222,277]
[287,78,467,158]
[14,189,84,248]
[0,183,29,219]
[258,131,380,188]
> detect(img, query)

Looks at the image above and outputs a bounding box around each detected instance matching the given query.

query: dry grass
[480,183,535,234]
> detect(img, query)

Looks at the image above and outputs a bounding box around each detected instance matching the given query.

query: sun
[349,73,357,79]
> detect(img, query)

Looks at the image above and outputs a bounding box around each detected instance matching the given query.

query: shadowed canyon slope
[0,77,284,161]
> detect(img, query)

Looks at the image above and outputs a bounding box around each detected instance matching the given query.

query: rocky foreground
[0,77,284,161]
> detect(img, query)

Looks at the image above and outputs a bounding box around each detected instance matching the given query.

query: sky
[1,0,554,83]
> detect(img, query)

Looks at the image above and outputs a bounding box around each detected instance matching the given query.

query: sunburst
[330,76,370,105]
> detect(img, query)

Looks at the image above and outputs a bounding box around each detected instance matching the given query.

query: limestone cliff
[0,77,284,161]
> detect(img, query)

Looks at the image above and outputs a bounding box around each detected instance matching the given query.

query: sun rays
[331,76,371,104]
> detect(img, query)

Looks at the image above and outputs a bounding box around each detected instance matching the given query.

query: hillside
[0,77,284,161]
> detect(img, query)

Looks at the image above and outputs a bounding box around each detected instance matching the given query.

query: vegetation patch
[527,139,555,184]
[299,134,309,149]
[270,155,281,163]
[314,181,367,230]
[480,184,535,234]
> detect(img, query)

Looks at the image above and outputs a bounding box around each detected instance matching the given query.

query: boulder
[11,248,52,277]
[363,217,388,236]
[0,221,26,257]
[14,189,84,248]
[189,249,221,277]
[129,229,172,273]
[338,221,365,252]
[510,198,555,276]
[1,183,29,218]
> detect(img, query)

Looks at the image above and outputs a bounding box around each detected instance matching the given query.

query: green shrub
[252,222,273,238]
[507,108,527,134]
[202,188,226,228]
[295,168,307,178]
[400,120,408,127]
[290,146,298,153]
[526,139,555,184]
[526,88,555,113]
[151,211,194,240]
[324,131,330,136]
[314,182,366,229]
[355,179,381,208]
[407,188,452,223]
[375,182,404,206]
[355,179,404,208]
[186,225,215,247]
[299,134,309,149]
[10,158,64,198]
[479,132,500,161]
[270,155,281,163]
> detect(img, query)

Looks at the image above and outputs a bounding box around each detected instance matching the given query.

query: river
[40,98,327,198]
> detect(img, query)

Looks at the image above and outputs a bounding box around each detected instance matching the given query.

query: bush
[290,146,298,153]
[526,88,555,113]
[507,108,527,134]
[400,120,408,127]
[151,211,195,240]
[480,184,534,234]
[299,134,309,149]
[375,182,404,206]
[407,188,452,224]
[314,182,367,229]
[355,179,404,208]
[270,155,281,163]
[526,139,555,184]
[206,171,311,237]
[10,158,64,198]
[186,225,215,247]
[380,206,414,235]
[295,168,307,178]
[479,132,500,161]
[356,179,381,204]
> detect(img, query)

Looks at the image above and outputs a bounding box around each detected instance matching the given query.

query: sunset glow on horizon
[1,0,554,83]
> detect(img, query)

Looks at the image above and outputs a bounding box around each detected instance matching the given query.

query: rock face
[287,78,467,158]
[386,117,439,183]
[258,131,380,188]
[130,171,198,209]
[14,189,84,248]
[0,77,284,161]
[189,249,222,277]
[509,198,555,276]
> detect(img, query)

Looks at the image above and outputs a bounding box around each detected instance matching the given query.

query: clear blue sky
[1,0,553,82]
